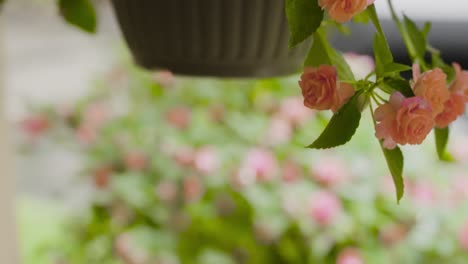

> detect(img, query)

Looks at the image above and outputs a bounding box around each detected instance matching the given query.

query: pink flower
[310,191,341,226]
[165,106,191,130]
[282,160,302,183]
[76,124,98,145]
[412,65,450,116]
[115,234,148,264]
[183,176,204,202]
[410,181,436,206]
[209,104,225,123]
[319,0,370,23]
[93,165,113,189]
[380,224,408,246]
[265,117,293,146]
[194,146,220,175]
[299,65,355,113]
[83,102,109,128]
[375,92,434,149]
[240,148,278,182]
[279,97,314,126]
[435,92,466,128]
[153,70,175,87]
[336,248,364,264]
[459,222,468,251]
[156,181,178,203]
[173,147,195,167]
[447,175,468,205]
[123,151,147,171]
[312,157,347,187]
[450,63,468,102]
[20,115,49,138]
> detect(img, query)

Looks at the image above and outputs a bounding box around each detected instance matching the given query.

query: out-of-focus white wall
[4,0,119,121]
[376,0,468,22]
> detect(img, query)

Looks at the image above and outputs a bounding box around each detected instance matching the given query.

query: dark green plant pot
[111,0,310,77]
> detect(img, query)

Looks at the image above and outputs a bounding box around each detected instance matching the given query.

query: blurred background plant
[16,53,468,264]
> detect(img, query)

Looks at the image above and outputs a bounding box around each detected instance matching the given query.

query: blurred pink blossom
[379,224,408,246]
[459,223,468,250]
[312,157,347,187]
[173,147,195,167]
[279,96,314,126]
[282,160,302,183]
[310,191,342,226]
[20,114,49,138]
[124,151,147,171]
[156,181,178,203]
[83,102,109,128]
[336,248,364,264]
[115,234,148,264]
[240,148,278,182]
[165,106,191,130]
[410,181,437,206]
[76,124,98,145]
[194,146,220,175]
[451,175,468,203]
[209,104,226,123]
[183,176,204,202]
[93,165,113,189]
[266,117,293,146]
[344,53,375,79]
[230,169,256,189]
[153,70,175,87]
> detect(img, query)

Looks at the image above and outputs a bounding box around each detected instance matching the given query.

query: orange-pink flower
[299,65,355,113]
[375,92,434,149]
[318,0,370,23]
[450,63,468,102]
[412,65,450,116]
[435,92,466,128]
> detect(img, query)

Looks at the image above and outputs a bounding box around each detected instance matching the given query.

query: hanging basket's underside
[111,0,310,77]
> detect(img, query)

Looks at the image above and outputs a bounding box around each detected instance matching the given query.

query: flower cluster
[375,64,468,149]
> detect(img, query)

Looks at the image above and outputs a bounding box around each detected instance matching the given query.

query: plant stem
[369,102,377,127]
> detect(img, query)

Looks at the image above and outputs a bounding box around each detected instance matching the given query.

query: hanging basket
[111,0,310,77]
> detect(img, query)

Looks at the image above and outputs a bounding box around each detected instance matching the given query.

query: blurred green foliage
[18,56,468,264]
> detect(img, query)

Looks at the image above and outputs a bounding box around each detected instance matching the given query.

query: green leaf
[383,62,412,75]
[373,33,394,77]
[403,15,427,59]
[435,127,455,162]
[305,30,355,81]
[328,45,356,82]
[382,77,415,97]
[59,0,97,33]
[304,35,331,67]
[353,8,371,24]
[286,0,324,47]
[422,22,432,39]
[366,4,384,36]
[308,93,362,149]
[381,145,404,202]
